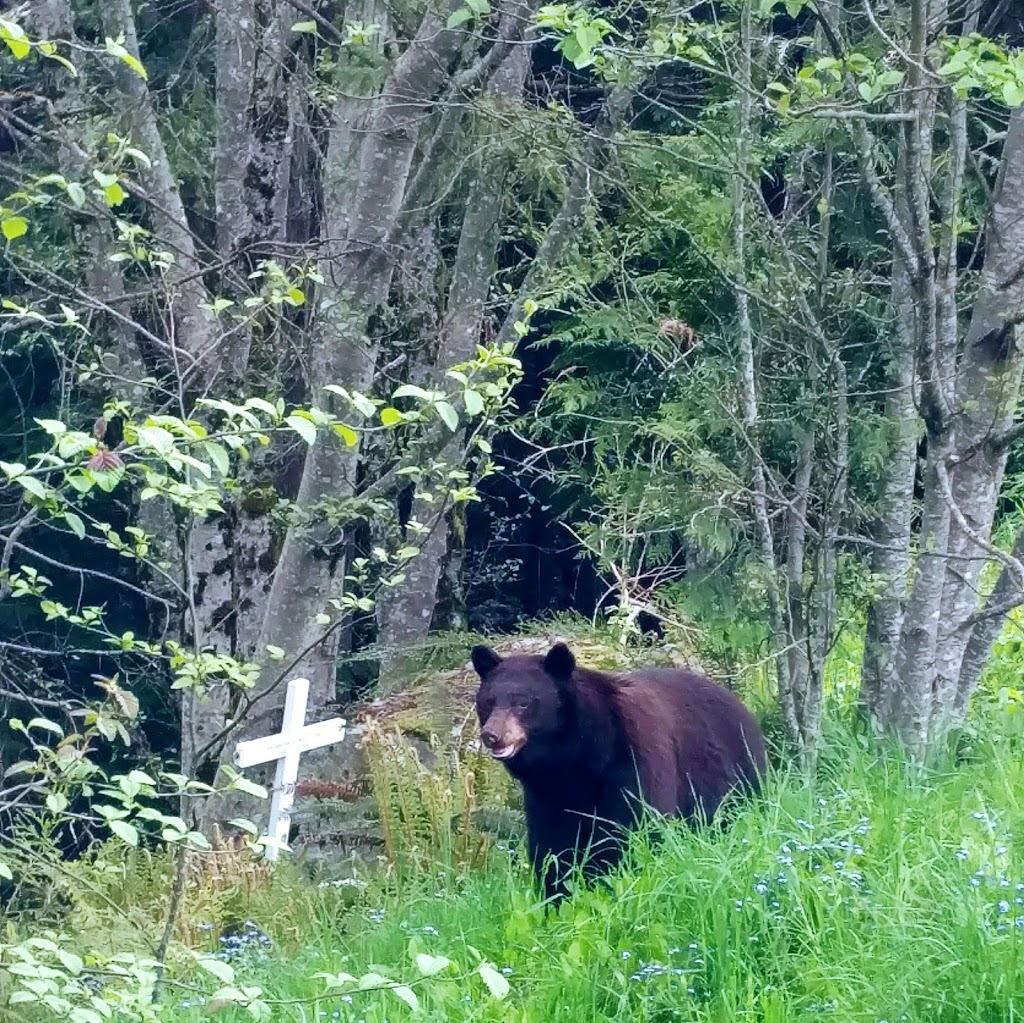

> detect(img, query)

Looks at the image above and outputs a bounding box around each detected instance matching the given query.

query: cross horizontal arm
[233,717,347,769]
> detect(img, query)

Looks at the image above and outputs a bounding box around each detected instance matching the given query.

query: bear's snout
[480,711,527,760]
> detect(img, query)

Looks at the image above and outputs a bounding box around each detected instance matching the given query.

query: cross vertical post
[233,676,347,861]
[267,676,308,859]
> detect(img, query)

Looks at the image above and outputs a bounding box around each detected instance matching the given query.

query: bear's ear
[543,642,576,681]
[471,645,502,678]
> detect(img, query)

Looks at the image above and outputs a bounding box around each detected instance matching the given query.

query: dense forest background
[3,3,1024,1019]
[1,0,1024,810]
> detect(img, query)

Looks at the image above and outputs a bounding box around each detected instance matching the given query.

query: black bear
[471,642,766,902]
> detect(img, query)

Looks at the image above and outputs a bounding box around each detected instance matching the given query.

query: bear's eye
[512,696,532,711]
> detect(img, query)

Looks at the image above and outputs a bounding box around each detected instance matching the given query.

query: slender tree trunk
[100,0,225,385]
[956,533,1024,717]
[375,44,533,683]
[861,252,918,721]
[200,0,469,808]
[784,429,814,749]
[940,105,1024,723]
[214,0,258,260]
[34,0,148,400]
[866,97,1024,752]
[731,3,802,757]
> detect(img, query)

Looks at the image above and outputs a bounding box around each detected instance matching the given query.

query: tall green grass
[164,720,1024,1023]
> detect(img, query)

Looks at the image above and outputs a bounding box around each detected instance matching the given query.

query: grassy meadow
[149,716,1024,1023]
[6,624,1024,1023]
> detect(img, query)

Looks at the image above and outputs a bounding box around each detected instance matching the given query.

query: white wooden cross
[233,677,347,861]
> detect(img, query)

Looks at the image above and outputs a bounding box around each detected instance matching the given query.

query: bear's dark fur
[471,642,766,902]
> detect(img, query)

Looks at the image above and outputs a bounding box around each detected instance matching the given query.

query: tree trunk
[939,105,1024,725]
[861,250,919,721]
[861,59,1024,754]
[375,44,533,684]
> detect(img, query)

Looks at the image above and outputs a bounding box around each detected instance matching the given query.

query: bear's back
[607,667,766,821]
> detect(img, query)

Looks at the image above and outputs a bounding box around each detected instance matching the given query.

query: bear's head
[470,642,576,764]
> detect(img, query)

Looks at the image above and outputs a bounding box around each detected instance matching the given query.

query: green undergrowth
[153,721,1024,1023]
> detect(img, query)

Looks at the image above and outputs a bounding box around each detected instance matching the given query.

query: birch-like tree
[518,0,1023,762]
[1,0,614,818]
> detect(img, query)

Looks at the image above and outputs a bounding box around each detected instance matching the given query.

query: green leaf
[17,475,47,500]
[447,8,474,27]
[478,963,510,1000]
[137,424,175,454]
[286,414,317,446]
[0,859,12,880]
[44,50,78,75]
[332,423,359,447]
[291,20,318,33]
[64,511,86,539]
[463,389,484,416]
[45,792,69,813]
[351,391,377,417]
[204,442,230,477]
[2,216,28,241]
[560,36,584,67]
[109,820,139,846]
[392,384,433,401]
[435,401,458,432]
[57,949,84,975]
[26,717,62,735]
[391,985,420,1012]
[104,181,126,207]
[415,953,452,976]
[105,37,148,79]
[35,418,67,434]
[1003,80,1024,107]
[0,24,30,60]
[231,775,268,799]
[197,957,236,985]
[939,51,972,76]
[0,460,26,478]
[380,407,403,426]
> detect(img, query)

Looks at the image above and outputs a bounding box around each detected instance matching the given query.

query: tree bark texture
[857,0,1024,754]
[56,0,525,814]
[374,43,533,685]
